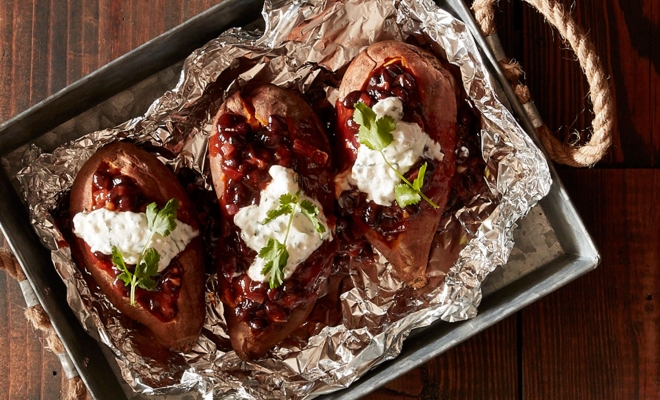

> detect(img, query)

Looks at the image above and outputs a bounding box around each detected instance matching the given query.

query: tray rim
[0,1,265,399]
[328,1,600,396]
[0,0,599,399]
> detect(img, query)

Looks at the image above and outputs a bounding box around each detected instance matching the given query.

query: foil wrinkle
[15,0,551,398]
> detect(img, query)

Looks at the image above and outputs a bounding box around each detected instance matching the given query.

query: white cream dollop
[349,97,444,206]
[233,165,332,283]
[72,208,198,272]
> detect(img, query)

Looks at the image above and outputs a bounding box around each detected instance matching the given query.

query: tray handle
[471,0,613,167]
[0,248,86,399]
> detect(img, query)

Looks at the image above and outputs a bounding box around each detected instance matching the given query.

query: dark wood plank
[109,0,132,63]
[362,315,519,399]
[164,0,183,31]
[10,0,34,115]
[426,314,518,399]
[521,169,660,399]
[1,0,658,399]
[30,0,51,104]
[97,0,114,67]
[0,0,14,121]
[647,1,660,163]
[42,346,64,399]
[601,0,660,166]
[497,0,638,165]
[131,0,149,49]
[66,0,83,85]
[182,0,207,21]
[148,1,165,44]
[0,2,218,399]
[8,269,37,398]
[48,0,68,94]
[82,0,100,76]
[0,241,10,398]
[1,261,63,400]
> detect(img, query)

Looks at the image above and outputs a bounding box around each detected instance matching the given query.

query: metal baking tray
[0,0,599,398]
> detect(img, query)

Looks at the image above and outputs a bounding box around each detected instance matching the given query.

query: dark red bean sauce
[90,161,182,323]
[210,114,295,215]
[443,103,489,216]
[337,60,439,241]
[212,109,337,334]
[91,162,147,212]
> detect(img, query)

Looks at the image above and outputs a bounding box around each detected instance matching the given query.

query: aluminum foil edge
[15,0,551,398]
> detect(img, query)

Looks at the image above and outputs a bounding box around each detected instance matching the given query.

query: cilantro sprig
[112,198,179,306]
[258,192,325,289]
[354,102,439,209]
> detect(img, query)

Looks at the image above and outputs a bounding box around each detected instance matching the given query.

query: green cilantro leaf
[261,193,298,225]
[135,248,159,291]
[259,238,289,289]
[299,199,325,236]
[376,115,397,139]
[137,277,157,291]
[352,102,439,209]
[354,102,393,151]
[257,190,328,287]
[413,162,428,191]
[395,184,421,208]
[111,198,181,305]
[353,101,376,129]
[279,192,297,206]
[112,246,132,286]
[148,198,179,237]
[146,202,158,230]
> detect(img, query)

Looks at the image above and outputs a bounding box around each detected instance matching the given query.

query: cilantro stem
[378,151,439,209]
[127,230,155,306]
[130,273,138,305]
[112,200,178,306]
[282,194,298,246]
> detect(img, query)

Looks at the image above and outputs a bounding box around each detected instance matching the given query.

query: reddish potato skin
[225,295,318,361]
[69,141,205,352]
[209,84,334,209]
[210,84,337,360]
[336,41,458,288]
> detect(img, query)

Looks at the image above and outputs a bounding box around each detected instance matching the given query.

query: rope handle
[471,0,614,167]
[0,249,87,400]
[0,4,612,397]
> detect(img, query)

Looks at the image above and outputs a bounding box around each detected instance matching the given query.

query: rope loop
[471,0,613,167]
[0,4,613,398]
[0,248,87,400]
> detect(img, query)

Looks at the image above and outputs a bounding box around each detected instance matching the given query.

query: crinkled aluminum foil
[16,0,551,398]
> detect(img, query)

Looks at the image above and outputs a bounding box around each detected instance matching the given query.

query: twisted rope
[0,3,611,398]
[471,0,613,167]
[0,248,87,400]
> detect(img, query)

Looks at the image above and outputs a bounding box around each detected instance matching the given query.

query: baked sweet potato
[209,84,338,361]
[69,141,205,351]
[335,41,458,288]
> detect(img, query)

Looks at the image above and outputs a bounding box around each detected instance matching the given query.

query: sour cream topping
[73,208,198,272]
[349,97,444,206]
[233,165,332,283]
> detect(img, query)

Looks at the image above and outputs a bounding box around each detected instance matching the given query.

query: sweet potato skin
[210,84,336,360]
[210,84,333,210]
[69,141,205,352]
[225,294,318,361]
[336,41,458,288]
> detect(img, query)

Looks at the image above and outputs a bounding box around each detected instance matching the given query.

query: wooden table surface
[1,0,657,399]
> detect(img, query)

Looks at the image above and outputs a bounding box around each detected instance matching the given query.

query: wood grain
[497,0,660,167]
[0,0,658,399]
[364,315,519,400]
[521,169,660,399]
[0,2,223,400]
[0,237,63,400]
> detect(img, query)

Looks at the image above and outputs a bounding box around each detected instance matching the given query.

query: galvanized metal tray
[0,0,599,398]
